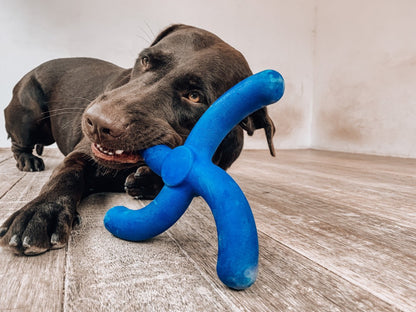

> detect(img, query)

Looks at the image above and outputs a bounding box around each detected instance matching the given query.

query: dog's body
[1,24,275,255]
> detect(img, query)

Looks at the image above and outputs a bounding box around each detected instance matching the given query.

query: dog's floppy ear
[240,107,276,156]
[151,24,189,46]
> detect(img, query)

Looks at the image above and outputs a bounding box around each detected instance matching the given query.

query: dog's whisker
[48,107,85,110]
[41,108,86,118]
[136,33,151,45]
[44,96,93,105]
[141,24,153,42]
[43,108,85,114]
[39,112,80,121]
[73,96,94,103]
[59,119,83,133]
[138,24,153,44]
[144,21,155,39]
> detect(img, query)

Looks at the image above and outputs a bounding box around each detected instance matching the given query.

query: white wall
[0,0,313,151]
[1,0,415,158]
[313,0,416,158]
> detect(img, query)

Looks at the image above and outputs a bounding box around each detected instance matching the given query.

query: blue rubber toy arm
[185,69,284,159]
[190,159,258,289]
[104,184,194,241]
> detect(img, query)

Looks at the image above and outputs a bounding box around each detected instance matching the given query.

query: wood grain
[167,198,399,312]
[64,194,241,312]
[0,148,65,312]
[0,148,415,312]
[231,150,416,311]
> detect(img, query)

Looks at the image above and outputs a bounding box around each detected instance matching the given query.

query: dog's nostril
[84,111,123,138]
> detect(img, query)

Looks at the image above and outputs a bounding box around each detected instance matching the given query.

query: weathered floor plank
[167,198,399,312]
[63,194,241,312]
[0,148,415,312]
[0,153,23,199]
[230,150,416,311]
[0,148,65,312]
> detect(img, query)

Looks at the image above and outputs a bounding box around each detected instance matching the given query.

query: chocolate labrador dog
[1,24,275,255]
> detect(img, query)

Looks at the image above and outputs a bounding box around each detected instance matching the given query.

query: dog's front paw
[0,201,76,255]
[15,153,45,172]
[124,165,163,200]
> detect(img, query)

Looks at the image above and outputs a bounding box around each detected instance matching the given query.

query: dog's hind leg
[4,75,54,171]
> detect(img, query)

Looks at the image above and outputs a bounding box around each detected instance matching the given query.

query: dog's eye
[187,91,201,103]
[141,56,150,68]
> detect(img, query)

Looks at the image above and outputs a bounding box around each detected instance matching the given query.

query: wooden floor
[0,148,415,312]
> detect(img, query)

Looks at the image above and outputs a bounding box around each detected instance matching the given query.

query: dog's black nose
[83,105,124,140]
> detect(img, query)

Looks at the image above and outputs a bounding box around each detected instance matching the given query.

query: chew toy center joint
[161,146,195,187]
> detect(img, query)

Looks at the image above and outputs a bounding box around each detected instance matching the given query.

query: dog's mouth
[91,143,143,164]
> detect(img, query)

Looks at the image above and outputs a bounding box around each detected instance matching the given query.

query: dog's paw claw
[9,235,20,247]
[50,233,67,250]
[51,233,59,245]
[22,236,31,248]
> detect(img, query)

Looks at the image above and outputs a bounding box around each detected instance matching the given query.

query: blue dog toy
[104,70,284,289]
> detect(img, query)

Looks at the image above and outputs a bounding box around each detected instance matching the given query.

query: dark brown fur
[1,24,275,255]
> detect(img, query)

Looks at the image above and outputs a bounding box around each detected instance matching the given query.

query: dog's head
[82,24,275,169]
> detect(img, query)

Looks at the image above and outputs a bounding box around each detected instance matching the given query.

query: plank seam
[0,174,26,200]
[260,228,409,311]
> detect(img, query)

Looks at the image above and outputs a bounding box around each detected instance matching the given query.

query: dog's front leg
[0,152,89,255]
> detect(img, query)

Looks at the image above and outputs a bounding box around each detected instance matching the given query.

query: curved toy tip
[265,69,285,103]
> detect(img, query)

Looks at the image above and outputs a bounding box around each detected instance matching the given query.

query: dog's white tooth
[96,144,101,148]
[115,150,124,155]
[108,151,114,156]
